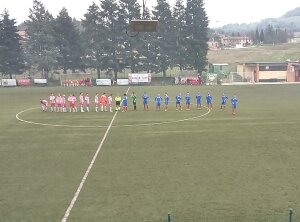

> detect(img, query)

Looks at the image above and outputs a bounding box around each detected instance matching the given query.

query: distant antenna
[126,0,159,37]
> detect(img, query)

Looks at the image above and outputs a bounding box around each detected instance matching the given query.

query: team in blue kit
[142,92,149,110]
[231,95,238,115]
[206,92,213,110]
[196,91,202,109]
[185,92,191,111]
[155,94,163,111]
[164,93,170,112]
[220,93,228,109]
[175,93,182,110]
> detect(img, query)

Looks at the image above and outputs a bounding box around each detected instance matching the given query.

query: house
[221,36,253,47]
[236,62,300,82]
[17,30,28,40]
[209,63,230,76]
[207,40,219,50]
[288,32,300,43]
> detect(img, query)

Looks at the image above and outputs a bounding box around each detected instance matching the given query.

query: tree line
[0,0,209,80]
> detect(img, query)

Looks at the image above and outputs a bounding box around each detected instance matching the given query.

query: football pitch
[1,84,300,222]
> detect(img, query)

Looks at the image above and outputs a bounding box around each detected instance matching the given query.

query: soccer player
[164,92,170,112]
[94,93,99,112]
[56,93,63,112]
[69,94,77,112]
[100,92,107,112]
[79,92,85,112]
[62,95,67,112]
[131,92,137,111]
[231,95,238,115]
[220,93,228,110]
[115,94,122,111]
[85,93,90,112]
[206,92,213,110]
[40,99,48,111]
[175,93,182,110]
[68,94,73,112]
[196,91,202,109]
[155,94,162,111]
[185,92,191,111]
[49,93,56,112]
[122,93,128,112]
[142,92,149,110]
[108,94,113,112]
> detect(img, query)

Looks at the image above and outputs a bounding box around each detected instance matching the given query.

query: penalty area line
[61,87,130,222]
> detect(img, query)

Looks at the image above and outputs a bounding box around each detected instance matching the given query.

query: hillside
[207,43,300,71]
[218,7,300,32]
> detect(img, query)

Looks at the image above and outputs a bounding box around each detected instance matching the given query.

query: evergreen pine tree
[0,9,24,79]
[260,29,265,43]
[152,0,175,77]
[118,0,142,73]
[53,8,85,73]
[185,0,209,74]
[25,0,58,79]
[173,0,186,71]
[100,0,123,81]
[82,2,105,78]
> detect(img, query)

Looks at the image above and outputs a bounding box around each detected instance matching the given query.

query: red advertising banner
[17,79,31,86]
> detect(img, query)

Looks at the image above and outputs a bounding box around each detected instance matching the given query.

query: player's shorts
[232,104,237,109]
[176,101,181,105]
[156,103,161,106]
[133,102,136,106]
[165,102,169,105]
[222,101,226,105]
[143,101,148,105]
[70,102,75,108]
[123,102,128,106]
[57,103,62,107]
[186,101,190,105]
[197,101,201,104]
[50,102,55,107]
[116,101,120,106]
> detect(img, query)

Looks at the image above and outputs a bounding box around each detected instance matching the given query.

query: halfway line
[61,87,130,222]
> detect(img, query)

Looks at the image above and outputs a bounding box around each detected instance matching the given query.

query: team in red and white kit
[43,92,113,113]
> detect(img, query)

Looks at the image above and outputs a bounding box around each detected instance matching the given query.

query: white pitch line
[61,87,130,222]
[16,107,211,128]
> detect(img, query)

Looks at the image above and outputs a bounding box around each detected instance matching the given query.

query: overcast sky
[0,0,299,27]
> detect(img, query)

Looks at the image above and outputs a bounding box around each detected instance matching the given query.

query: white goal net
[226,72,255,84]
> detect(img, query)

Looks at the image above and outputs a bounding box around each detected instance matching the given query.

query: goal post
[59,73,93,87]
[227,72,255,84]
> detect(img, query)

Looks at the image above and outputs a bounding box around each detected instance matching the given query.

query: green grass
[1,85,300,222]
[208,43,300,71]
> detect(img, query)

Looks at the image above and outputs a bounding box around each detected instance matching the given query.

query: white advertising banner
[96,79,111,86]
[1,79,17,86]
[128,73,151,84]
[33,79,47,84]
[117,79,129,85]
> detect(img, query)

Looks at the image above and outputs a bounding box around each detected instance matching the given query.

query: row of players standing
[41,92,238,114]
[142,92,238,114]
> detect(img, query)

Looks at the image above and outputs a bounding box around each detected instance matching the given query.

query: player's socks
[87,107,89,112]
